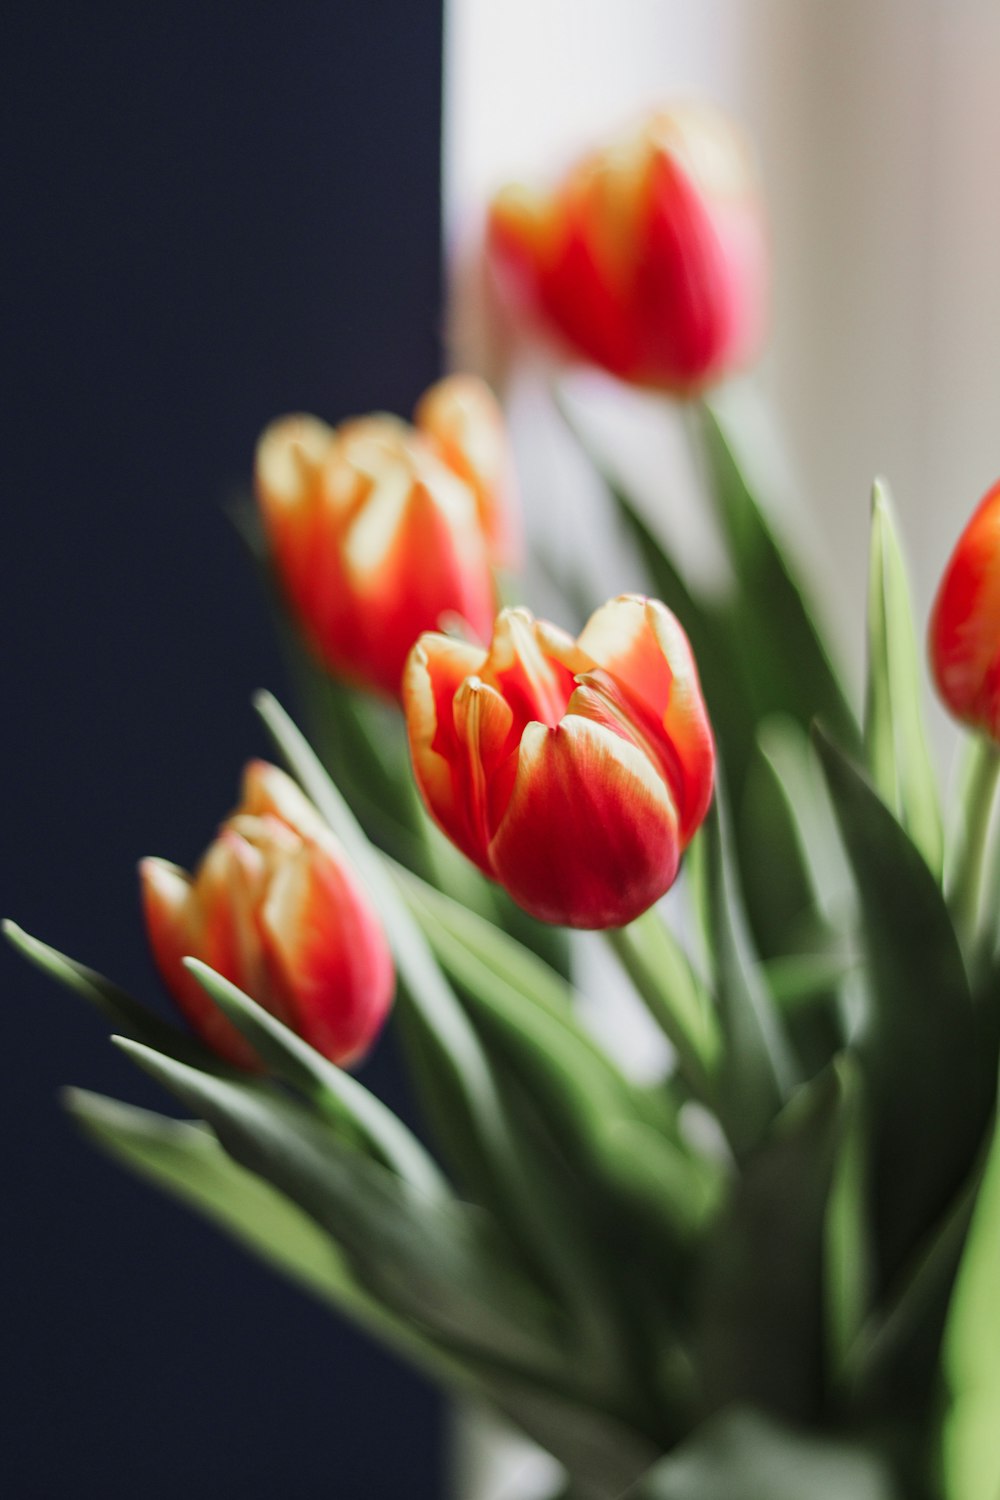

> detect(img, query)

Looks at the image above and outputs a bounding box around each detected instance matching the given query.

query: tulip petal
[240,759,329,845]
[258,842,394,1066]
[488,717,681,929]
[255,415,336,649]
[485,608,587,729]
[578,595,714,844]
[139,857,259,1070]
[930,482,1000,738]
[403,633,495,870]
[415,373,521,567]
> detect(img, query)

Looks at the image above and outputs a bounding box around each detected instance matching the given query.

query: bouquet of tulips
[11,105,1000,1500]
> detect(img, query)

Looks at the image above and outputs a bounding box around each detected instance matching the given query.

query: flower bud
[488,105,767,394]
[929,479,1000,739]
[140,762,394,1069]
[255,378,511,698]
[403,595,714,928]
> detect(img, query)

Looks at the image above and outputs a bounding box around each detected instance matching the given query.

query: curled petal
[489,717,681,928]
[486,608,589,729]
[403,633,494,870]
[578,595,714,844]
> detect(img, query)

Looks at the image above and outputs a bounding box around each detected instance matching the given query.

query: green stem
[605,910,721,1109]
[948,735,1000,955]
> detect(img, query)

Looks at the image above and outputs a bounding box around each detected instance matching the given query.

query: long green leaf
[863,480,943,875]
[702,803,796,1158]
[814,728,993,1284]
[183,959,448,1200]
[694,1062,853,1424]
[64,1087,456,1373]
[253,690,566,1282]
[396,868,720,1244]
[697,396,857,751]
[942,1068,1000,1500]
[4,920,221,1071]
[112,1035,575,1389]
[608,909,720,1104]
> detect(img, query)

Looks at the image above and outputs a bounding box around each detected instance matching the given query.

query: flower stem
[948,735,1000,955]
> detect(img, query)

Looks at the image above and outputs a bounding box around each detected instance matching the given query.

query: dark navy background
[4,6,445,1495]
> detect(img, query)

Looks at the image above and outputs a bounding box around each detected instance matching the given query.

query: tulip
[140,762,394,1069]
[487,105,767,394]
[403,595,714,928]
[929,479,1000,740]
[255,377,514,699]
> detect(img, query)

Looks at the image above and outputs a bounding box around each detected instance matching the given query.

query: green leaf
[863,481,943,876]
[942,1076,1000,1500]
[848,1159,981,1424]
[624,1405,899,1500]
[253,690,562,1276]
[182,959,448,1201]
[702,802,796,1158]
[696,396,857,752]
[64,1087,458,1376]
[824,1061,874,1386]
[112,1035,575,1388]
[814,728,993,1285]
[694,1062,854,1424]
[3,921,222,1072]
[396,867,720,1245]
[607,909,721,1105]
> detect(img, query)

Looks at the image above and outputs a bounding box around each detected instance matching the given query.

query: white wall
[444,0,1000,747]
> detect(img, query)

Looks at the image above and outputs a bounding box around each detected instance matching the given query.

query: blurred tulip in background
[487,103,767,393]
[255,376,514,698]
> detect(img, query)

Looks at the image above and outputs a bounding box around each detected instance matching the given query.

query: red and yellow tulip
[140,761,394,1069]
[930,479,1000,740]
[255,375,515,699]
[403,594,714,928]
[488,104,767,394]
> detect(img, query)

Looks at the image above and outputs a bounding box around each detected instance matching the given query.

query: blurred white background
[444,0,1000,758]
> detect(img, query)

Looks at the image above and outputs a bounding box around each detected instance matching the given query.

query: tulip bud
[140,762,394,1069]
[487,104,767,394]
[403,595,714,928]
[929,479,1000,739]
[255,380,510,698]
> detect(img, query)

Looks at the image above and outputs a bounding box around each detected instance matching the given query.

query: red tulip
[487,105,767,394]
[254,375,513,698]
[403,595,714,928]
[929,479,1000,739]
[140,762,394,1069]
